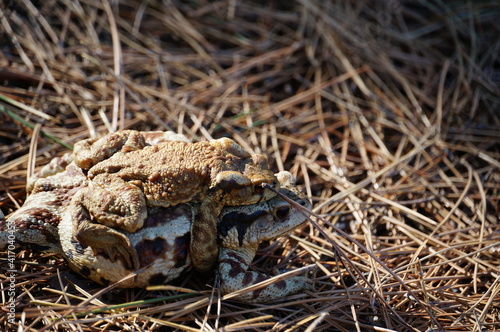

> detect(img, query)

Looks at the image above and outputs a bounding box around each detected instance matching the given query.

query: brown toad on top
[71,130,279,272]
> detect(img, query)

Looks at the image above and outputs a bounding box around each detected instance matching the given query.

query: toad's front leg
[190,199,221,272]
[218,247,312,303]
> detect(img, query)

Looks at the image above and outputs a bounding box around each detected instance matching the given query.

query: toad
[1,152,313,303]
[71,130,279,272]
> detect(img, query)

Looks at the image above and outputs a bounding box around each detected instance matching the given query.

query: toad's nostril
[298,199,307,206]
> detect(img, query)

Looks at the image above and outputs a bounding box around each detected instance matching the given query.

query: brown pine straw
[0,0,499,331]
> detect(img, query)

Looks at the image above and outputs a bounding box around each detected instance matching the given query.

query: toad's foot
[218,248,313,303]
[75,219,140,271]
[74,130,147,170]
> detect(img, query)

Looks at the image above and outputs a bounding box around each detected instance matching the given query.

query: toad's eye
[254,185,264,195]
[276,206,290,219]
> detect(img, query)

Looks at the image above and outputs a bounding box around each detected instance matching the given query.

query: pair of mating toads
[1,130,313,303]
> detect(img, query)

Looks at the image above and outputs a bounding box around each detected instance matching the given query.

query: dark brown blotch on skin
[220,251,247,278]
[226,250,246,265]
[218,210,268,246]
[148,273,168,285]
[99,277,110,286]
[144,205,192,228]
[79,266,91,277]
[251,273,273,300]
[173,233,190,268]
[219,258,245,278]
[275,280,287,290]
[242,272,254,286]
[215,178,246,192]
[136,237,169,267]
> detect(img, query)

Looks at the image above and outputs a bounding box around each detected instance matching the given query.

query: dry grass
[0,0,499,331]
